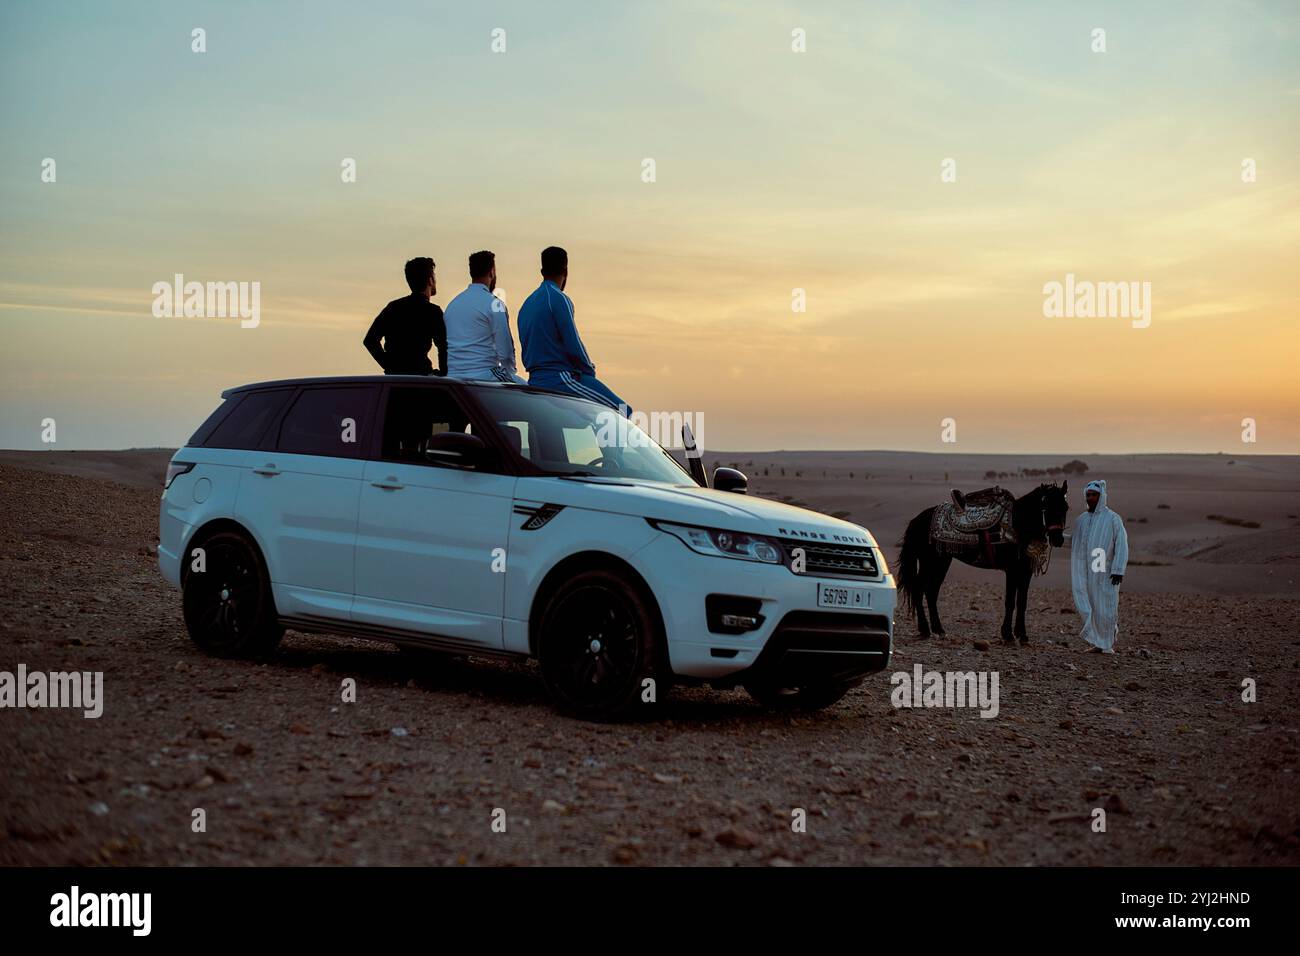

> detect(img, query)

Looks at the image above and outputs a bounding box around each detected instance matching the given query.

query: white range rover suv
[159,376,895,719]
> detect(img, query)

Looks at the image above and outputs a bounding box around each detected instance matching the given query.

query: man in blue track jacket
[517,246,631,414]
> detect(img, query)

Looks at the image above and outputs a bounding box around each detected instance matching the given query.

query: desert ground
[1,448,1297,865]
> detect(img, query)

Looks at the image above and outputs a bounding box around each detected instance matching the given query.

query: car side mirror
[713,467,748,494]
[424,432,488,469]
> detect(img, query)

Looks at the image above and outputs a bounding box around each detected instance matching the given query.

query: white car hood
[512,476,879,548]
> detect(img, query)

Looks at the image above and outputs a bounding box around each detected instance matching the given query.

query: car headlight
[650,520,782,564]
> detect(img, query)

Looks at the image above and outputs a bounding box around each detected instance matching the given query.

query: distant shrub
[1207,514,1260,529]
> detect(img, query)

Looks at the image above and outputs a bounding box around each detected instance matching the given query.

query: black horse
[896,482,1069,644]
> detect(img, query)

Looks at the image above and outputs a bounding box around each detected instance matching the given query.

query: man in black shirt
[363,257,448,375]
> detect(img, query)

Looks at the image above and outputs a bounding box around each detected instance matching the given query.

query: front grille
[779,538,879,579]
[745,610,892,683]
[776,610,892,649]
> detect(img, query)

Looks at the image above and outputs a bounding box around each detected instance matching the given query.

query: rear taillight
[164,462,194,489]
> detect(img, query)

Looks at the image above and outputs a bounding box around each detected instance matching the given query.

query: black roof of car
[222,375,531,398]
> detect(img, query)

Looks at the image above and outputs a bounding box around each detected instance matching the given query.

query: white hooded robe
[1070,479,1129,651]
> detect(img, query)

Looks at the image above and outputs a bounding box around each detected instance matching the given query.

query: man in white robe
[1070,479,1129,653]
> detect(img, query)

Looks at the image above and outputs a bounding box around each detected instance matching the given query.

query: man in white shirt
[443,250,525,382]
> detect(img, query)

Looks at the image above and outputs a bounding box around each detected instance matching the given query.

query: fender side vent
[512,503,564,530]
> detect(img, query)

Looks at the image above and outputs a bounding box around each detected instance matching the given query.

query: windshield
[473,388,697,485]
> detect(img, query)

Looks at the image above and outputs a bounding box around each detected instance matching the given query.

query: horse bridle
[1040,488,1065,543]
[1029,490,1065,574]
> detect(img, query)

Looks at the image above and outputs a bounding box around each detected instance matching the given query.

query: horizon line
[4,447,1297,459]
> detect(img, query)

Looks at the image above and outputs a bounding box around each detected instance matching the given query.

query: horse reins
[1037,492,1065,574]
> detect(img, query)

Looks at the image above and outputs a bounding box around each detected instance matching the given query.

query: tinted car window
[473,389,694,484]
[501,420,532,460]
[204,390,292,450]
[380,387,473,462]
[188,398,233,447]
[277,387,374,459]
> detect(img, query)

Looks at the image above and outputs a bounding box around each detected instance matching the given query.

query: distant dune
[0,448,175,490]
[4,447,1297,597]
[692,450,1300,598]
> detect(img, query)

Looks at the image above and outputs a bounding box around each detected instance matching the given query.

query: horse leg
[924,553,952,637]
[899,513,932,639]
[1015,557,1031,644]
[1001,567,1016,643]
[914,561,932,639]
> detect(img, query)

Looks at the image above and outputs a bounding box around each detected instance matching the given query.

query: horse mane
[1017,481,1062,503]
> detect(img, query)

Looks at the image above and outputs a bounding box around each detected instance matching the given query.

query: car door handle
[252,463,280,476]
[370,477,404,490]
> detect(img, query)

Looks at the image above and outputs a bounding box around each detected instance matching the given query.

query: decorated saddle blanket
[930,486,1017,553]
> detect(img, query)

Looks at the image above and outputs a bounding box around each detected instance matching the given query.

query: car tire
[537,568,664,720]
[744,677,861,713]
[182,529,283,659]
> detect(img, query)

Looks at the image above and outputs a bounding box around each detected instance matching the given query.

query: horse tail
[896,508,932,616]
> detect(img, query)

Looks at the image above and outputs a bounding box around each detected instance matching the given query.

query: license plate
[817,584,871,609]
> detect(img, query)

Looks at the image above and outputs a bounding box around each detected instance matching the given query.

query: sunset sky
[2,0,1298,453]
